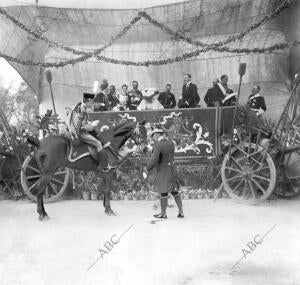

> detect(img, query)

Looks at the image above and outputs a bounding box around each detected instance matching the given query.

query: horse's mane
[112,121,135,137]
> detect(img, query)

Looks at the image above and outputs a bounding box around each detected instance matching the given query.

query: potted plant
[74,171,91,200]
[89,174,99,200]
[90,190,98,200]
[82,189,91,200]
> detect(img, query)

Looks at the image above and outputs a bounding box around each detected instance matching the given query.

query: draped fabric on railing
[0,0,299,120]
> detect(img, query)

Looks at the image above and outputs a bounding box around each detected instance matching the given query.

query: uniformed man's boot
[173,193,184,218]
[153,196,168,219]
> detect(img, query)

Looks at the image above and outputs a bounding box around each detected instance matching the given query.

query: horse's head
[131,120,148,153]
[111,120,148,153]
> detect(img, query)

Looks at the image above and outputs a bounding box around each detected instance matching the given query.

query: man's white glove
[256,108,265,117]
[91,120,100,127]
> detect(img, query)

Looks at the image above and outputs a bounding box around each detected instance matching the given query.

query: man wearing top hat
[144,125,184,219]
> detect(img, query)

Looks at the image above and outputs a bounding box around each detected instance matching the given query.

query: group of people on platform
[89,74,200,112]
[86,73,266,117]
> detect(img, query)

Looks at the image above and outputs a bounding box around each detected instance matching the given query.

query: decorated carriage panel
[88,108,234,160]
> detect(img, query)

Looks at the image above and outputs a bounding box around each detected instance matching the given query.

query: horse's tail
[26,136,40,148]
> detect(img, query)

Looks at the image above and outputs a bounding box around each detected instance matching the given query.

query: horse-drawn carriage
[16,72,300,207]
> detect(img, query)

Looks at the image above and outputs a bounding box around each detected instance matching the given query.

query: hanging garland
[0,0,294,57]
[0,7,143,57]
[0,0,297,67]
[96,41,300,66]
[141,0,295,48]
[1,40,299,68]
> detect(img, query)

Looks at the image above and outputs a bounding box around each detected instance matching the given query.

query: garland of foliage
[141,0,294,48]
[0,0,297,67]
[0,40,298,68]
[0,0,293,56]
[0,7,143,57]
[96,41,300,66]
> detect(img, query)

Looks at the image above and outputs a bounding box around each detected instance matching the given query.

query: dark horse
[28,121,147,221]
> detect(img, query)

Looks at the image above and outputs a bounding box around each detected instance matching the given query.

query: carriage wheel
[276,151,300,198]
[221,143,276,205]
[21,153,70,203]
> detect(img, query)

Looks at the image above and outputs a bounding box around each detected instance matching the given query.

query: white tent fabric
[0,0,299,119]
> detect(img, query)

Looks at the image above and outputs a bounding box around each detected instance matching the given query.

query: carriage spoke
[248,180,256,199]
[252,174,271,183]
[225,167,242,173]
[232,179,244,193]
[253,166,270,173]
[52,177,64,185]
[251,178,266,195]
[45,186,49,198]
[226,174,243,182]
[241,180,247,198]
[229,156,243,170]
[49,182,58,194]
[28,165,40,173]
[29,180,39,191]
[27,174,41,180]
[54,170,67,175]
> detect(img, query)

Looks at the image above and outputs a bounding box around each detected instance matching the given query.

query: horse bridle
[104,122,146,171]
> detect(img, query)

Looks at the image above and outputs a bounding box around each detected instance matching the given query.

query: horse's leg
[36,174,53,221]
[102,172,116,216]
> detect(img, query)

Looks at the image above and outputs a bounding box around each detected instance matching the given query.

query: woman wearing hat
[137,88,164,110]
[145,126,184,219]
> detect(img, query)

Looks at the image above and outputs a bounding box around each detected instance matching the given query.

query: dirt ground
[1,197,300,285]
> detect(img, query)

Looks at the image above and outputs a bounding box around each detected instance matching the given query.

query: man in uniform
[204,78,221,107]
[178,73,200,108]
[208,74,237,107]
[247,85,266,117]
[158,84,177,109]
[71,93,115,171]
[144,126,184,219]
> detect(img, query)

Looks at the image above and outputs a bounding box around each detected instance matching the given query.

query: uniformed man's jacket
[94,92,108,111]
[247,93,266,111]
[158,91,176,109]
[147,138,177,193]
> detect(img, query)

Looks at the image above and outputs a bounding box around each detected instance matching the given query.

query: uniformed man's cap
[151,124,164,136]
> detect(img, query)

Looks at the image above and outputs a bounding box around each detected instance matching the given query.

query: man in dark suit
[247,85,266,117]
[158,84,176,109]
[204,78,221,107]
[144,126,184,219]
[178,74,200,108]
